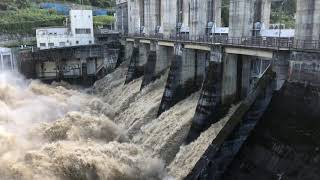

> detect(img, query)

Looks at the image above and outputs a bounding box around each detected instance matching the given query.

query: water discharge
[0,63,235,180]
[0,70,166,180]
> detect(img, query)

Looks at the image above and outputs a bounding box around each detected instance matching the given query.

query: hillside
[0,0,115,35]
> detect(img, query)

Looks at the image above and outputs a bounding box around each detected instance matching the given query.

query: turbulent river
[0,62,234,180]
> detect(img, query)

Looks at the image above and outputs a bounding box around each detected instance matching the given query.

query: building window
[76,41,79,44]
[59,42,66,46]
[89,40,92,44]
[40,43,46,47]
[48,43,54,47]
[75,28,91,34]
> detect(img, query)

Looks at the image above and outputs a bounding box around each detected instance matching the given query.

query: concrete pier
[141,43,174,89]
[203,77,274,180]
[158,44,206,115]
[125,42,150,84]
[222,54,238,104]
[229,0,271,37]
[241,56,251,98]
[185,68,275,180]
[295,0,320,42]
[186,47,223,143]
[161,0,177,37]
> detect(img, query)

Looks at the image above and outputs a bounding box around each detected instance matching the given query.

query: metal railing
[125,33,320,51]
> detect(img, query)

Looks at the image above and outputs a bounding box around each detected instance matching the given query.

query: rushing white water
[94,62,143,114]
[133,92,200,165]
[0,70,167,180]
[0,60,235,180]
[168,104,241,179]
[115,73,168,138]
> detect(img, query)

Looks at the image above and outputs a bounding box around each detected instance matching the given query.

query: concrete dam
[0,0,320,179]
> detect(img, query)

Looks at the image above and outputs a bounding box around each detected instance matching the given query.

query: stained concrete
[161,0,177,37]
[158,46,207,115]
[223,83,320,180]
[229,0,255,37]
[127,0,141,34]
[241,56,251,99]
[295,0,320,41]
[125,42,133,61]
[229,0,271,37]
[222,54,238,104]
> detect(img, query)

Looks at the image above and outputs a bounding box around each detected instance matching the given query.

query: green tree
[15,0,31,9]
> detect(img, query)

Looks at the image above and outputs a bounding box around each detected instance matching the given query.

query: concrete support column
[128,0,141,34]
[144,0,157,35]
[186,46,223,143]
[241,56,251,99]
[295,0,320,42]
[182,0,190,27]
[141,44,175,89]
[138,43,149,67]
[158,44,206,115]
[125,42,134,61]
[273,52,290,90]
[155,45,173,74]
[125,42,149,84]
[222,54,238,104]
[259,0,271,28]
[229,0,255,37]
[190,0,209,37]
[208,0,222,27]
[161,0,177,37]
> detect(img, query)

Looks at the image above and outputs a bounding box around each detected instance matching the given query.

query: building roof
[0,47,11,53]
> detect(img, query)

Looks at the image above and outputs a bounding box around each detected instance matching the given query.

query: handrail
[124,33,320,51]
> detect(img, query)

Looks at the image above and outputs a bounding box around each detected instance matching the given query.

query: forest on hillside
[0,0,115,10]
[0,0,115,35]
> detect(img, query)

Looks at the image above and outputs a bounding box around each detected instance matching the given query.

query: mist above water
[0,62,236,180]
[0,70,166,180]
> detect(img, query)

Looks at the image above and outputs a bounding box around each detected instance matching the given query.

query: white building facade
[36,10,95,50]
[0,47,14,71]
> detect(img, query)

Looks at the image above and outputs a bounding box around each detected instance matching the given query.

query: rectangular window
[40,43,46,47]
[75,28,91,34]
[59,42,66,46]
[48,43,54,47]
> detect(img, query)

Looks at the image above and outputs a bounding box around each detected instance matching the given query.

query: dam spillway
[1,0,320,179]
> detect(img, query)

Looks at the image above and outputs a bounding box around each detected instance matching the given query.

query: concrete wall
[116,1,129,34]
[161,0,177,36]
[208,0,222,27]
[138,43,150,66]
[125,42,134,61]
[156,45,173,74]
[229,0,271,37]
[289,52,320,86]
[295,0,320,41]
[182,0,190,27]
[241,56,251,98]
[128,0,141,34]
[229,0,255,37]
[143,0,157,35]
[181,48,196,83]
[189,0,208,37]
[259,0,271,28]
[189,0,222,37]
[222,54,238,104]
